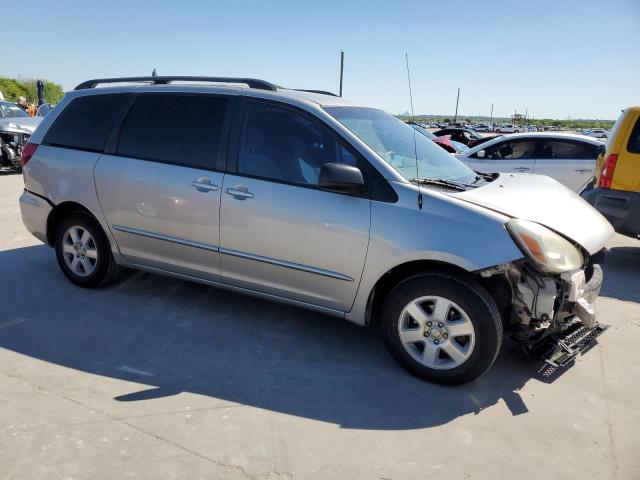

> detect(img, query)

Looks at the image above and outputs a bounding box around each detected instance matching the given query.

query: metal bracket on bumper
[524,321,610,368]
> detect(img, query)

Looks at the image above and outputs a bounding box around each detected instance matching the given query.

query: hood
[0,116,42,134]
[450,173,614,255]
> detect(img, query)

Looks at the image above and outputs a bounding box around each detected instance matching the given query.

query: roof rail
[294,89,338,97]
[74,76,279,91]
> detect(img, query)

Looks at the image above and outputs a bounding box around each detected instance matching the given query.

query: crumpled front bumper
[525,264,608,368]
[569,264,603,328]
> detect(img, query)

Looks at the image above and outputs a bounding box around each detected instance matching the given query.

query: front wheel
[381,272,503,385]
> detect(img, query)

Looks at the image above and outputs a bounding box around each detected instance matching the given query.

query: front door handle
[191,178,219,192]
[226,186,254,200]
[514,167,531,172]
[574,169,592,173]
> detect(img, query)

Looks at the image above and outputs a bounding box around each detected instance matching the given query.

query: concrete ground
[1,172,638,480]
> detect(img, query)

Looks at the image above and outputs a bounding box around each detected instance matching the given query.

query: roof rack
[294,89,338,97]
[74,76,279,91]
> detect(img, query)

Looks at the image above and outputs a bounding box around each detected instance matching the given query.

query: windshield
[325,107,476,183]
[0,102,30,119]
[409,123,436,139]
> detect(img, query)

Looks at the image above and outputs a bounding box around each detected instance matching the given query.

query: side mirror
[319,163,364,193]
[476,150,486,159]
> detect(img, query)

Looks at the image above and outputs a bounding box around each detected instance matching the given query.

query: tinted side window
[627,117,640,154]
[483,139,536,159]
[43,94,130,152]
[238,101,357,186]
[117,94,229,169]
[540,140,597,159]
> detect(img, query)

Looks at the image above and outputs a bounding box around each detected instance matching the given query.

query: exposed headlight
[506,219,583,273]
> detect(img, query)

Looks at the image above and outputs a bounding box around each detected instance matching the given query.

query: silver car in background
[457,133,603,192]
[0,101,42,167]
[19,76,614,385]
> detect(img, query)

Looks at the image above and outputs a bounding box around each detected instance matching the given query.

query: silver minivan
[19,76,614,385]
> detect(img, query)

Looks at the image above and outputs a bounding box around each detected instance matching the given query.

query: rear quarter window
[540,139,597,159]
[43,94,130,152]
[627,116,640,154]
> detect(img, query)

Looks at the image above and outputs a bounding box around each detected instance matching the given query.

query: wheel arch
[46,201,103,246]
[364,259,512,329]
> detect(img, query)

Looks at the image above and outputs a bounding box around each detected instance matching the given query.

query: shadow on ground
[0,166,20,176]
[600,245,640,303]
[0,244,593,430]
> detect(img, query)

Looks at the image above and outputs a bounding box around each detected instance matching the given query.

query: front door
[219,100,371,312]
[94,93,231,281]
[465,138,538,175]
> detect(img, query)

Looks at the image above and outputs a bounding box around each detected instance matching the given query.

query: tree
[0,77,64,104]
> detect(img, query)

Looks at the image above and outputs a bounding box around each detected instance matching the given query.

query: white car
[589,128,608,139]
[495,124,524,133]
[456,133,603,192]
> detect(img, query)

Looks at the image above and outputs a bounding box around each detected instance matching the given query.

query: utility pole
[490,102,494,127]
[454,87,460,122]
[339,51,344,97]
[525,108,528,126]
[405,53,414,116]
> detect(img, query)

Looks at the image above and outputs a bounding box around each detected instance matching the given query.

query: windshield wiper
[411,177,469,191]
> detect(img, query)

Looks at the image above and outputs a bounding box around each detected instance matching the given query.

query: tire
[55,212,123,288]
[381,272,502,385]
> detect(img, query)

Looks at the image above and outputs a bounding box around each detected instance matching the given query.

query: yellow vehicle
[582,106,640,238]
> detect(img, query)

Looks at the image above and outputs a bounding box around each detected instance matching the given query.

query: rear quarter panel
[23,146,119,254]
[611,108,640,193]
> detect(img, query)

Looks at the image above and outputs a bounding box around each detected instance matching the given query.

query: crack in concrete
[597,349,619,480]
[1,371,291,480]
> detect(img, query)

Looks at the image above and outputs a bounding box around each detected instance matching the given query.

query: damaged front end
[0,125,32,168]
[478,217,610,368]
[510,254,608,365]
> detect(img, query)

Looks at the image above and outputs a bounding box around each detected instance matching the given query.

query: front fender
[346,183,524,325]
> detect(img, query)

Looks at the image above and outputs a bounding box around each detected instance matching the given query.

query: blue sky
[6,0,639,119]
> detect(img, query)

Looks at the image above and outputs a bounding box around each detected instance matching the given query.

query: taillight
[21,142,38,166]
[598,153,618,189]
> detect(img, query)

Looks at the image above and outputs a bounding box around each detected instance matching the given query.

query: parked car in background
[472,124,491,132]
[583,106,640,238]
[432,127,484,146]
[527,126,538,132]
[589,128,608,139]
[19,75,613,385]
[495,124,524,133]
[36,103,54,117]
[0,101,43,168]
[456,133,602,192]
[408,123,468,153]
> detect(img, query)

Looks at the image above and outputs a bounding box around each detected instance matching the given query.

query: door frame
[224,96,397,202]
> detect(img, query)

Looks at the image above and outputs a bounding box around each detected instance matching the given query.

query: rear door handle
[226,186,254,200]
[575,169,592,173]
[191,178,219,192]
[514,167,531,172]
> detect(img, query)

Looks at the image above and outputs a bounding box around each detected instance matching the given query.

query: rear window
[117,94,229,170]
[627,117,640,154]
[43,94,130,152]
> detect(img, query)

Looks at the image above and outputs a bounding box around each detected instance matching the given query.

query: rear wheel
[55,212,122,288]
[381,272,502,385]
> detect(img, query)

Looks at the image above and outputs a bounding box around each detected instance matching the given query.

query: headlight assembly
[506,219,583,273]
